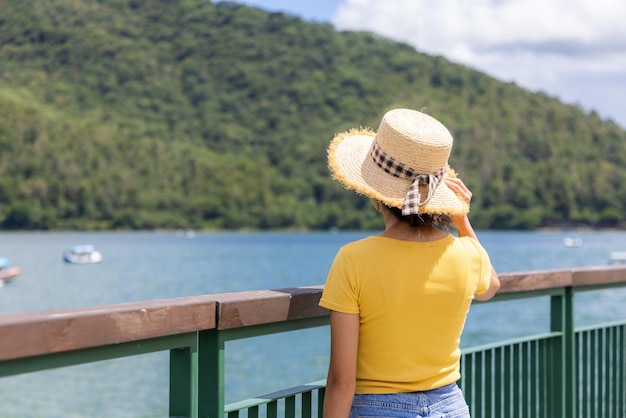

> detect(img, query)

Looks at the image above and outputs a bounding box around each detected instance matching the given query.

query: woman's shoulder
[453,235,489,257]
[340,236,380,251]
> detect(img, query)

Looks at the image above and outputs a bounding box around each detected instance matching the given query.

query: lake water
[1,230,625,417]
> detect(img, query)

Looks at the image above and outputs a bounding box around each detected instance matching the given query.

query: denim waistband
[351,383,467,416]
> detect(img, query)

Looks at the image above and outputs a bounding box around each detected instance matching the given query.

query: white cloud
[332,0,626,126]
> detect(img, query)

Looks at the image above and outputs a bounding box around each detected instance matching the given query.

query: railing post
[198,329,225,418]
[550,286,576,418]
[170,347,195,417]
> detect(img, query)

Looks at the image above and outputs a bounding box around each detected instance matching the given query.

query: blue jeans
[349,383,470,418]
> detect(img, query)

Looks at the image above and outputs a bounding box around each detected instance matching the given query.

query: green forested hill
[1,0,625,230]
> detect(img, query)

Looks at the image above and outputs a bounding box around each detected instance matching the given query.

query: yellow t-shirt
[319,235,491,394]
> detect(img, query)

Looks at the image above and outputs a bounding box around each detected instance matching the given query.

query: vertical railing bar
[169,346,193,418]
[516,342,528,418]
[546,337,560,418]
[581,330,589,418]
[550,288,576,418]
[611,326,615,418]
[540,338,547,418]
[616,326,620,418]
[513,343,521,418]
[617,325,626,416]
[549,294,562,418]
[285,395,296,418]
[530,339,535,418]
[541,338,548,418]
[249,405,259,418]
[494,347,502,418]
[606,327,614,418]
[484,349,493,418]
[199,329,225,418]
[600,328,611,418]
[522,341,530,418]
[318,387,325,418]
[612,326,618,418]
[267,400,278,418]
[552,331,560,418]
[535,340,540,418]
[537,340,543,418]
[606,326,612,418]
[465,353,474,417]
[610,326,617,418]
[302,391,313,418]
[475,351,483,417]
[573,331,578,418]
[599,328,605,418]
[504,345,511,418]
[530,340,537,418]
[590,329,597,417]
[529,340,537,418]
[611,325,618,418]
[565,288,576,418]
[614,325,620,418]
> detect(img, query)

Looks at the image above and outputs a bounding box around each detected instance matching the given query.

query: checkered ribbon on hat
[370,142,446,216]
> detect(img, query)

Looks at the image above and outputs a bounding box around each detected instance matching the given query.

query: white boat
[609,251,626,264]
[63,245,103,264]
[563,237,583,247]
[0,257,20,285]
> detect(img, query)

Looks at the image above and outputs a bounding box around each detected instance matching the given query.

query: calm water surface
[0,230,625,417]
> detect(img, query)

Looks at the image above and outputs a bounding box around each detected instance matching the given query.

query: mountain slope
[1,0,625,230]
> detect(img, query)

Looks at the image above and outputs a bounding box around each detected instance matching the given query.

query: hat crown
[375,109,452,174]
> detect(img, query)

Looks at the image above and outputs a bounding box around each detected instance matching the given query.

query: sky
[220,0,626,129]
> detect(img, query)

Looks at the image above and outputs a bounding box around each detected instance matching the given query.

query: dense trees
[1,0,625,230]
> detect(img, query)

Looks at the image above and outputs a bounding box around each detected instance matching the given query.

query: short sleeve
[319,247,360,314]
[468,239,492,295]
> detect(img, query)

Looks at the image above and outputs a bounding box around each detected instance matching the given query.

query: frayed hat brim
[328,128,469,216]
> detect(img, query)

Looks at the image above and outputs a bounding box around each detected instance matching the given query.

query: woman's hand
[444,177,472,230]
[444,177,472,204]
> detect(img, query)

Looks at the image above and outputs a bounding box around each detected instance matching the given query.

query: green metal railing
[463,284,625,418]
[577,322,625,418]
[1,267,625,418]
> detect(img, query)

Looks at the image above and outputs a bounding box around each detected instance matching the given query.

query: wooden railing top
[499,264,626,293]
[214,285,326,330]
[0,295,217,361]
[1,265,625,361]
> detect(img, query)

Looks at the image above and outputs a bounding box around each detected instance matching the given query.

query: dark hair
[386,205,453,231]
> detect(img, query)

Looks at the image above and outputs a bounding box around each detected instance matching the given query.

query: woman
[319,109,500,418]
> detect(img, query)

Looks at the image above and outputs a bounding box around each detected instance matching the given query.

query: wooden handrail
[0,295,217,361]
[497,264,626,293]
[214,285,327,330]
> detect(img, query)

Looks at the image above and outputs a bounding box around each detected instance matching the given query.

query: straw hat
[327,108,469,216]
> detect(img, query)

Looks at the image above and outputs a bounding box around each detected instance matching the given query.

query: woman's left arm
[323,311,359,418]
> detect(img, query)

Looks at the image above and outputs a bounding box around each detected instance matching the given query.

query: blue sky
[227,0,340,22]
[221,0,626,129]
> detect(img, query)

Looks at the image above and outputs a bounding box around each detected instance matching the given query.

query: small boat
[609,251,626,264]
[0,257,21,285]
[63,245,103,264]
[563,237,583,247]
